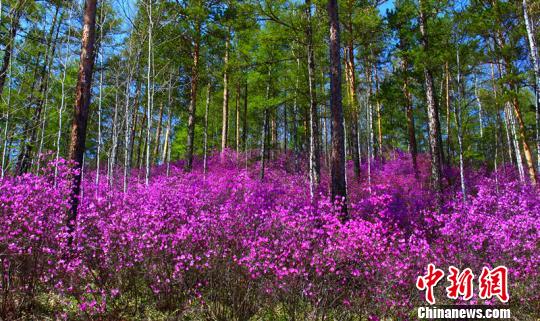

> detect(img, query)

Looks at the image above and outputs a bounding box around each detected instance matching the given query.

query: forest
[0,0,539,320]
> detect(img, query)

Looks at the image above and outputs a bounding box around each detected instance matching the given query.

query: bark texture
[305,0,321,198]
[185,26,200,171]
[419,0,443,197]
[327,0,348,218]
[67,0,98,236]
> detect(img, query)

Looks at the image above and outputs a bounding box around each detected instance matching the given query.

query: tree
[185,21,201,172]
[490,0,537,185]
[418,0,443,198]
[305,0,320,198]
[221,28,230,158]
[521,0,540,172]
[67,0,98,237]
[327,0,347,218]
[16,2,62,175]
[0,0,25,98]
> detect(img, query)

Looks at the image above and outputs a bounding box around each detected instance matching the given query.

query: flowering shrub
[0,151,538,320]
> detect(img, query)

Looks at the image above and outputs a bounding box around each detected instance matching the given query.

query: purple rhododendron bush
[0,151,539,320]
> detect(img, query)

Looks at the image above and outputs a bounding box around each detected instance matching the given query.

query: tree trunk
[153,101,164,164]
[492,62,513,165]
[136,109,145,169]
[374,63,383,160]
[243,80,249,169]
[160,74,173,165]
[204,84,211,174]
[55,5,74,182]
[260,70,271,180]
[366,62,375,163]
[123,48,136,192]
[445,62,452,165]
[511,94,536,184]
[129,58,142,169]
[109,76,120,187]
[345,44,360,179]
[455,48,467,201]
[402,56,418,176]
[343,0,360,179]
[419,0,443,198]
[366,80,373,189]
[292,57,299,167]
[283,103,287,153]
[496,31,537,185]
[507,101,525,181]
[305,0,321,198]
[96,3,104,185]
[163,98,172,174]
[260,108,269,180]
[145,0,154,185]
[185,26,200,171]
[235,82,240,153]
[503,101,515,167]
[221,30,230,159]
[271,111,277,158]
[243,80,248,152]
[327,0,347,218]
[67,0,98,238]
[474,75,484,138]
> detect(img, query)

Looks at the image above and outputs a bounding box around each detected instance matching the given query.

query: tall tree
[221,29,231,158]
[67,0,98,237]
[305,0,321,198]
[491,0,537,185]
[185,22,201,171]
[418,0,443,197]
[342,0,360,179]
[327,0,347,218]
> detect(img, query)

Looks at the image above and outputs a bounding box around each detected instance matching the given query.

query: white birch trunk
[503,104,514,166]
[366,94,373,191]
[145,0,153,185]
[166,118,172,177]
[506,102,525,181]
[123,49,134,193]
[37,91,49,172]
[203,84,210,174]
[109,77,119,188]
[455,48,467,201]
[162,75,173,164]
[163,86,172,170]
[54,5,73,182]
[343,117,348,193]
[221,30,230,158]
[96,4,105,186]
[494,129,499,192]
[474,75,484,138]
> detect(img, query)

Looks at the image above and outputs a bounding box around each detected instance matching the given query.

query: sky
[116,0,397,23]
[378,0,396,16]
